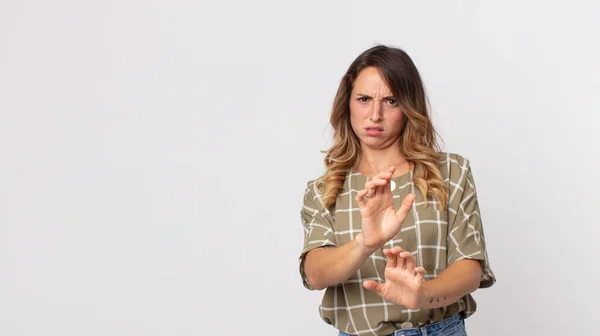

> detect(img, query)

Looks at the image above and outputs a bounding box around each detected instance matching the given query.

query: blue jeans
[338,314,466,336]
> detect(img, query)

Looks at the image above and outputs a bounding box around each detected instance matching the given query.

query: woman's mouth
[365,126,384,136]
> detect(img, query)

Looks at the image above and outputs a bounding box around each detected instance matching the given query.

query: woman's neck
[356,147,411,178]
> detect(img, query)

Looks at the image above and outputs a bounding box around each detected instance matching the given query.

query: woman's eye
[358,97,368,102]
[387,98,397,105]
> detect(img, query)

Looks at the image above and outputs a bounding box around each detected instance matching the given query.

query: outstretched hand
[355,166,416,251]
[363,246,426,309]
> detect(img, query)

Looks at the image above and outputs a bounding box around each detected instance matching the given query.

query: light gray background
[1,1,599,335]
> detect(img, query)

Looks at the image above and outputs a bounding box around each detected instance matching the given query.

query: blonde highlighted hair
[317,45,448,209]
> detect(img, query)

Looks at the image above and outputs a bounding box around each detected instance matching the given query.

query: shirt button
[390,180,397,191]
[400,321,413,329]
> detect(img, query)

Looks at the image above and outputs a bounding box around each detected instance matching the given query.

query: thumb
[363,280,385,296]
[395,193,416,219]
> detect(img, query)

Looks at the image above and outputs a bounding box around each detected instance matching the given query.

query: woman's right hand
[355,166,416,252]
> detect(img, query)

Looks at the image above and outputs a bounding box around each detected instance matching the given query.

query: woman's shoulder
[303,178,321,194]
[436,151,471,166]
[435,152,472,180]
[302,177,326,208]
[301,177,337,223]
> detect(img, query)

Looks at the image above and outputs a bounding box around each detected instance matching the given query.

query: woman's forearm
[420,259,482,309]
[304,233,375,290]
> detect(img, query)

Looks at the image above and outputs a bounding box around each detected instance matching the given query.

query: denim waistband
[338,314,464,336]
[390,314,463,336]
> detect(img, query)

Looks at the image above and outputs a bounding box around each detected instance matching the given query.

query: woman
[299,45,495,336]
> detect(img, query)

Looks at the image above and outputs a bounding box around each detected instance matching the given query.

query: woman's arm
[420,258,482,308]
[363,246,482,309]
[303,166,415,290]
[303,233,375,290]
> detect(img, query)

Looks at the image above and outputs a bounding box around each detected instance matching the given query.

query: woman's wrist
[354,233,379,256]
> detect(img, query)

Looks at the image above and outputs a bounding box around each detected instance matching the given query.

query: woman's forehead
[353,68,393,96]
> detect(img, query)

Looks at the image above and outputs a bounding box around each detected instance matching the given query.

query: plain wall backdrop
[1,1,599,335]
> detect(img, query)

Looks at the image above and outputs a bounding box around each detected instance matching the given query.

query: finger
[365,178,389,198]
[365,178,389,191]
[414,266,426,283]
[392,247,406,269]
[386,166,396,176]
[384,249,397,269]
[398,254,406,269]
[364,181,376,198]
[378,176,393,196]
[395,193,416,219]
[376,184,385,196]
[367,171,393,195]
[356,189,368,207]
[401,251,415,273]
[363,280,385,296]
[374,169,394,180]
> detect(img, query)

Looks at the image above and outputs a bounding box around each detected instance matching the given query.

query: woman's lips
[365,126,383,136]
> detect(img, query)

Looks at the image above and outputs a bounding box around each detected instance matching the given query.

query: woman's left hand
[363,246,426,309]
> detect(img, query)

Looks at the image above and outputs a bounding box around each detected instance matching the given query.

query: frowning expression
[349,66,405,149]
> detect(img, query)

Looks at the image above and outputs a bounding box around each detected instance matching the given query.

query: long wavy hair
[317,45,448,209]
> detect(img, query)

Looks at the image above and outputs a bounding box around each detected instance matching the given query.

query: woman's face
[349,66,405,150]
